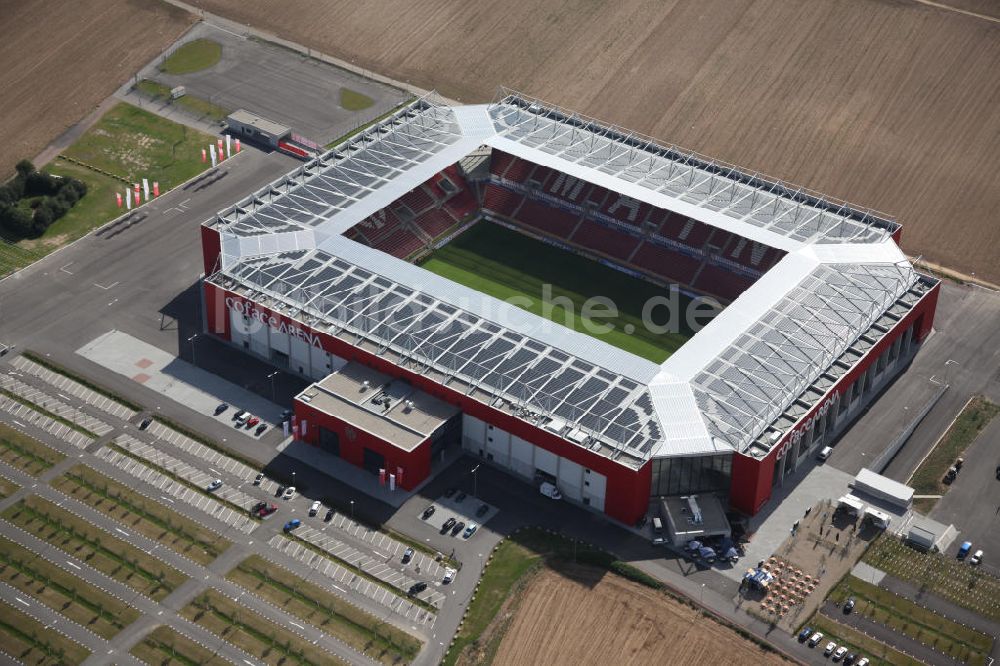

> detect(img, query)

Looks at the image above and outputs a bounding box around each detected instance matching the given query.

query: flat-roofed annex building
[200,92,939,524]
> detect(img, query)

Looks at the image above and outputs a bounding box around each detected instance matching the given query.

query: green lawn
[4,102,216,271]
[910,395,999,513]
[62,101,215,189]
[160,38,222,74]
[340,88,375,111]
[136,79,231,123]
[419,222,715,362]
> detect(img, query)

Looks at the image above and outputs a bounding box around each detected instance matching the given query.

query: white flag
[389,473,396,492]
[142,178,149,201]
[225,134,232,158]
[209,144,217,167]
[125,190,132,210]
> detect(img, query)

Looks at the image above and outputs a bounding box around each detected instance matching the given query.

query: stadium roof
[207,93,933,467]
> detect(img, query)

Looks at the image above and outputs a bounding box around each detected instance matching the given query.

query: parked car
[232,409,247,422]
[214,403,229,416]
[253,472,264,486]
[245,416,260,429]
[995,464,1000,480]
[833,646,848,661]
[808,631,824,647]
[844,597,856,613]
[251,501,267,515]
[843,654,856,666]
[451,521,465,536]
[324,508,334,522]
[275,484,286,498]
[258,504,277,518]
[408,581,427,596]
[283,519,301,532]
[234,411,251,425]
[476,503,489,518]
[444,487,457,498]
[421,505,436,519]
[824,641,837,656]
[139,417,152,431]
[309,500,321,517]
[282,486,296,500]
[970,549,984,565]
[440,517,457,534]
[207,479,222,491]
[254,423,267,436]
[280,408,292,422]
[463,522,478,538]
[539,482,562,500]
[856,658,869,666]
[958,541,973,559]
[402,547,414,564]
[443,568,455,584]
[455,491,467,502]
[798,627,812,642]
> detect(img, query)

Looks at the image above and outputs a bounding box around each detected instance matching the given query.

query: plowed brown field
[0,0,193,172]
[189,0,1000,282]
[491,566,788,665]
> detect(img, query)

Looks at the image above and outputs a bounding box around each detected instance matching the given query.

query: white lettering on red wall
[226,296,323,349]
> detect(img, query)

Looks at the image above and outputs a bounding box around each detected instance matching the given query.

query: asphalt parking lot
[142,23,409,145]
[0,329,450,663]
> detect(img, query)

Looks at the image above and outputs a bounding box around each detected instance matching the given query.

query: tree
[14,159,34,179]
[0,204,33,237]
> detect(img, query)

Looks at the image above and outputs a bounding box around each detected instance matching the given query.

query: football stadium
[200,91,940,525]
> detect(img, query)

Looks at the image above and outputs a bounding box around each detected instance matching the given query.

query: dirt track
[491,565,788,665]
[0,0,193,173]
[188,0,1000,282]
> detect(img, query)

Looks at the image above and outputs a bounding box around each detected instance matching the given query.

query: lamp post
[267,371,279,402]
[350,500,355,522]
[187,333,199,366]
[292,471,296,488]
[470,464,480,498]
[944,359,959,387]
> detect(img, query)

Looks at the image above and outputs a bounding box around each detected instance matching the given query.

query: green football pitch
[417,222,718,363]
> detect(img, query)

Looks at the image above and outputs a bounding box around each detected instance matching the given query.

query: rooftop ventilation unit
[686,496,703,525]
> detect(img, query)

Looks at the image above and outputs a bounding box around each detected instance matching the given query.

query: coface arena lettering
[226,297,322,349]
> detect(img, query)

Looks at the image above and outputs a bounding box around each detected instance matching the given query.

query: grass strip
[53,464,230,565]
[0,477,18,499]
[160,38,222,74]
[0,387,98,439]
[339,88,375,111]
[108,442,254,518]
[229,554,421,664]
[910,395,1000,513]
[131,624,229,666]
[811,614,924,666]
[0,534,140,639]
[2,496,186,601]
[21,351,142,411]
[0,601,91,665]
[864,533,1000,623]
[284,533,437,614]
[0,421,65,475]
[830,574,991,660]
[183,588,347,666]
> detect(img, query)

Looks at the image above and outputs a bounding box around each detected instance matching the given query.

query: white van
[817,446,833,462]
[539,482,562,500]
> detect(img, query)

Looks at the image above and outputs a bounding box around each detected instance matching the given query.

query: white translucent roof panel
[691,262,919,453]
[489,91,899,248]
